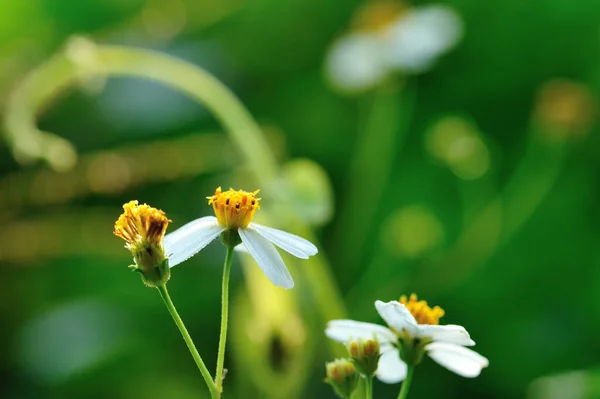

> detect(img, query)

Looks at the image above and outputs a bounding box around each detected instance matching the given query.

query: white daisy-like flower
[325,3,463,93]
[326,294,488,383]
[163,187,318,289]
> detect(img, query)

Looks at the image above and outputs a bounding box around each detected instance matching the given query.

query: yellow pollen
[113,200,171,248]
[207,187,260,229]
[399,293,445,325]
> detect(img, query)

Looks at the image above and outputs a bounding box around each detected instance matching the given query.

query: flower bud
[324,358,359,398]
[346,337,381,375]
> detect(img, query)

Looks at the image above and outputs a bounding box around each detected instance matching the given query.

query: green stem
[397,365,414,399]
[335,85,413,282]
[365,375,373,399]
[157,284,218,399]
[215,245,235,395]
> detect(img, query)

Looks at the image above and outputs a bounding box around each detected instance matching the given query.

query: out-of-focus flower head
[533,79,597,141]
[324,358,359,398]
[325,0,463,94]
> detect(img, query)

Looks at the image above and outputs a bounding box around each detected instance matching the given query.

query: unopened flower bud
[346,337,381,375]
[325,358,359,398]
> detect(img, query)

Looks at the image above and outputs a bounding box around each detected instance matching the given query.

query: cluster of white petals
[325,5,463,93]
[164,216,317,289]
[326,300,488,383]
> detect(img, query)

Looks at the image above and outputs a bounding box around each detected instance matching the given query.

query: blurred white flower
[164,187,317,289]
[325,3,463,93]
[326,295,488,383]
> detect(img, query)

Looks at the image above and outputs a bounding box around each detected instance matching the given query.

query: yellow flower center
[208,187,260,229]
[113,200,171,248]
[352,1,407,32]
[399,293,445,325]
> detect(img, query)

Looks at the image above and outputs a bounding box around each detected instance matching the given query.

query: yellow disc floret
[208,187,261,229]
[399,293,445,325]
[113,200,171,287]
[114,200,170,248]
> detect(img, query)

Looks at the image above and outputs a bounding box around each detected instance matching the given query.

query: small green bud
[347,337,381,375]
[324,358,359,399]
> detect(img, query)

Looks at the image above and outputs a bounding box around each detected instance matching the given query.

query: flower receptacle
[220,229,242,248]
[398,331,431,366]
[131,258,171,288]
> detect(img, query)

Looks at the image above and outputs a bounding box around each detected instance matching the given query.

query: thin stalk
[157,284,218,398]
[215,245,235,395]
[397,365,414,399]
[365,375,373,399]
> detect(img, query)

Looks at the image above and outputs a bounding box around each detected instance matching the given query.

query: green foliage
[1,0,599,398]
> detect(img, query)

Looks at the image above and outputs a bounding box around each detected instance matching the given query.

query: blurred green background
[1,0,600,398]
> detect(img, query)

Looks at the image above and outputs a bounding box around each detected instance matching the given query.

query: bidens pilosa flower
[113,200,171,287]
[325,1,463,93]
[326,294,489,383]
[164,187,318,289]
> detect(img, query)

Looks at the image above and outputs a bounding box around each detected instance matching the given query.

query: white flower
[325,4,463,93]
[325,33,389,93]
[163,187,318,289]
[382,5,462,73]
[326,296,488,383]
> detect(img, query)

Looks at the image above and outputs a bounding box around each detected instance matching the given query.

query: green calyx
[398,331,431,366]
[130,257,170,288]
[220,229,242,248]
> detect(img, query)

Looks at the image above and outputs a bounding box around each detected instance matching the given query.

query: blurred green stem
[157,284,218,398]
[397,365,414,399]
[414,132,567,294]
[335,84,413,282]
[4,40,278,184]
[216,245,235,396]
[364,375,373,399]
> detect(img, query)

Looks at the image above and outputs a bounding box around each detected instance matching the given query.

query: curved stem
[364,375,373,399]
[4,41,278,184]
[215,245,235,396]
[397,365,414,399]
[157,284,218,398]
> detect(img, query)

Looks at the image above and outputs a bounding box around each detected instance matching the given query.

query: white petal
[325,32,389,93]
[233,243,249,254]
[325,320,397,345]
[164,216,224,267]
[375,301,419,336]
[249,223,318,259]
[426,342,489,378]
[418,324,475,346]
[382,5,462,73]
[375,347,407,384]
[239,227,294,288]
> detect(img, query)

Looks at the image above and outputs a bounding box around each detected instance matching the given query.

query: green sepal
[137,258,171,288]
[220,229,242,248]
